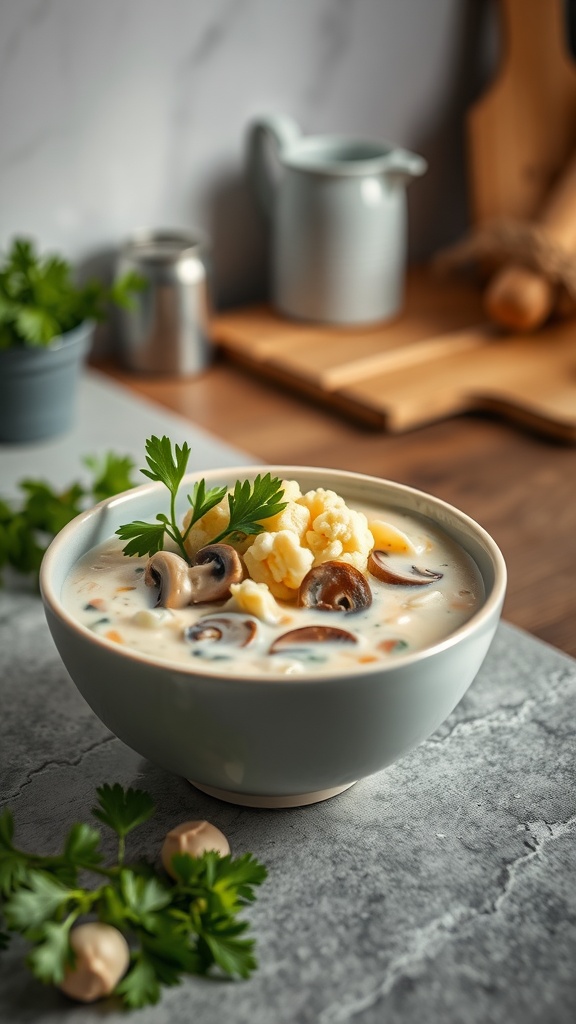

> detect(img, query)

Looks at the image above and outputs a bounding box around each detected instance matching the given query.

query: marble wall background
[0,0,493,309]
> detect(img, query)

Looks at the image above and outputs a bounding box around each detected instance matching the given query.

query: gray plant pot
[0,320,94,444]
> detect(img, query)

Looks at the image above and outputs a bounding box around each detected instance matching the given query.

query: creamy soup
[62,497,484,677]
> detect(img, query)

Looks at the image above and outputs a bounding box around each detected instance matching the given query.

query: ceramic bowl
[40,466,506,808]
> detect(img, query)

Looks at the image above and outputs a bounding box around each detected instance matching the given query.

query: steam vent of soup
[62,482,484,676]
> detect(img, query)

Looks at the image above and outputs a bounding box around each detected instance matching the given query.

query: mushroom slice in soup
[145,551,193,609]
[189,544,244,603]
[270,625,357,653]
[185,615,257,647]
[368,550,443,586]
[297,561,372,612]
[144,544,244,608]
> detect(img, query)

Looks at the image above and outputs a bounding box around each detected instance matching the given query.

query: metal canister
[115,230,213,375]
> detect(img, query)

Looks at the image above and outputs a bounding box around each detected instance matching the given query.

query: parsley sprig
[0,452,136,583]
[0,237,143,349]
[0,784,267,1009]
[116,435,287,563]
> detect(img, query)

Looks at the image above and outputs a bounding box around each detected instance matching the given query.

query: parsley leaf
[0,451,136,584]
[83,453,136,503]
[92,784,155,862]
[0,852,30,899]
[140,435,191,493]
[0,808,30,897]
[185,479,228,531]
[0,807,14,847]
[115,519,168,558]
[116,435,288,563]
[214,472,287,543]
[0,236,144,349]
[116,954,164,1008]
[0,784,267,1008]
[63,823,103,870]
[27,920,74,985]
[170,851,267,912]
[118,870,172,926]
[202,919,257,979]
[3,872,71,931]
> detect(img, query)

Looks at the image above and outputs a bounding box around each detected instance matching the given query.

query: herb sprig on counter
[116,434,287,562]
[0,452,136,583]
[0,784,267,1009]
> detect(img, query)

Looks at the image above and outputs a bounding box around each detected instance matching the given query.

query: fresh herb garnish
[0,784,267,1008]
[0,237,144,349]
[116,435,287,563]
[0,452,136,583]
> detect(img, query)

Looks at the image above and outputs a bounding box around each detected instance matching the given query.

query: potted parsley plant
[0,237,141,443]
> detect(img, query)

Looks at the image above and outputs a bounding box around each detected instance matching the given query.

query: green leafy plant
[0,237,143,349]
[117,434,287,563]
[0,452,136,582]
[0,784,267,1008]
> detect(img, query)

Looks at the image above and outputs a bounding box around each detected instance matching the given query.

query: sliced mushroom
[185,614,257,647]
[188,543,244,603]
[368,550,443,586]
[298,561,372,612]
[144,551,193,608]
[270,625,357,652]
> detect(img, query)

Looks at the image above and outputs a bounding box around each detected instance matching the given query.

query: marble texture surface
[0,0,490,308]
[0,610,575,1023]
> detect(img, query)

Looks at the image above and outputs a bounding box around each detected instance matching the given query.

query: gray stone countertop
[1,373,575,1023]
[1,603,575,1024]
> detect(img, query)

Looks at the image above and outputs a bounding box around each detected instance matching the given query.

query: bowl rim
[40,464,507,684]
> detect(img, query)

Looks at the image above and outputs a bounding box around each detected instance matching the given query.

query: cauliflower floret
[368,520,420,556]
[306,506,374,573]
[247,479,309,539]
[243,530,314,601]
[297,487,347,521]
[183,479,306,559]
[260,501,310,538]
[278,479,302,502]
[182,498,231,559]
[227,579,290,625]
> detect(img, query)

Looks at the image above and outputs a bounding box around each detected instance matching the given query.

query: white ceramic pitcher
[248,114,427,325]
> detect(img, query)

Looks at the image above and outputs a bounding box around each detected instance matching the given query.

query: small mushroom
[144,551,193,608]
[59,923,130,1003]
[298,561,372,612]
[161,820,230,879]
[185,614,257,647]
[368,550,443,586]
[188,543,244,603]
[270,625,357,652]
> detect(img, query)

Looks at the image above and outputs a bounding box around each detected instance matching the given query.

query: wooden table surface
[95,350,576,659]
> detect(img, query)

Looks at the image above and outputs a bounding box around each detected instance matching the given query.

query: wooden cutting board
[467,0,576,224]
[212,268,576,442]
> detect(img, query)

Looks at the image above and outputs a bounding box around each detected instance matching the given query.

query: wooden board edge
[471,393,576,445]
[221,350,388,430]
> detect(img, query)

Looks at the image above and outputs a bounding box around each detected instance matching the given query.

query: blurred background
[0,0,501,311]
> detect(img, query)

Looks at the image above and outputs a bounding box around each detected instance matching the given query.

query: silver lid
[121,229,207,265]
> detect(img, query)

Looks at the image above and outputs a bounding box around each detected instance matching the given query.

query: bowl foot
[187,780,357,808]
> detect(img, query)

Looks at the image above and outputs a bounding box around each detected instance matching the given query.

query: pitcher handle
[384,148,428,187]
[247,114,301,217]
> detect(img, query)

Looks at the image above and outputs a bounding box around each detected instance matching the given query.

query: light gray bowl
[40,467,507,808]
